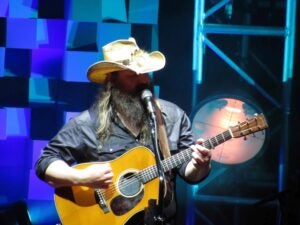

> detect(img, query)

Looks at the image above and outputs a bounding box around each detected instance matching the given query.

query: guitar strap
[153,99,174,207]
[154,99,171,159]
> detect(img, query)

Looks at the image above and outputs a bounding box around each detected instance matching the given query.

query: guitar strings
[94,126,258,201]
[94,147,197,199]
[96,164,157,198]
[96,146,202,197]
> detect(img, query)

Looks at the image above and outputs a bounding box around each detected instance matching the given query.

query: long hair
[96,82,113,142]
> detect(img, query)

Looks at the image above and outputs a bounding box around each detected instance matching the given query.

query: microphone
[141,89,156,119]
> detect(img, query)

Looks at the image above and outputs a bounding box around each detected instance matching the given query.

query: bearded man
[35,37,211,225]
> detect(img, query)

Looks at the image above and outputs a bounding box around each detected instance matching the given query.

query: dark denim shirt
[35,99,196,181]
[34,99,197,222]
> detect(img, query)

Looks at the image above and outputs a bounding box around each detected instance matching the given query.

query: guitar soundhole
[118,171,142,197]
[111,171,144,216]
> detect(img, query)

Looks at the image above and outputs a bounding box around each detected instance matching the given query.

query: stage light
[191,95,268,165]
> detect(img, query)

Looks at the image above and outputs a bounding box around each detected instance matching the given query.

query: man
[35,37,212,225]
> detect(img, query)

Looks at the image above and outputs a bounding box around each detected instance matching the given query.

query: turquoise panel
[129,0,159,24]
[66,0,101,22]
[102,0,127,22]
[29,77,54,103]
[66,21,98,51]
[98,22,131,49]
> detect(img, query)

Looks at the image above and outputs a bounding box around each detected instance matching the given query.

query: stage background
[0,0,299,225]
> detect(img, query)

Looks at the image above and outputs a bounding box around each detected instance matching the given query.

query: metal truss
[188,0,297,224]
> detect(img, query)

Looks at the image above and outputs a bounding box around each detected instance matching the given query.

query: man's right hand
[44,160,113,189]
[77,163,113,189]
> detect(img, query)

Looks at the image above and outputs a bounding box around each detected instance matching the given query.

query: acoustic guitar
[54,113,268,225]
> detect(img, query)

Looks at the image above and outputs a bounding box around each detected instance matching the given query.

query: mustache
[134,84,153,96]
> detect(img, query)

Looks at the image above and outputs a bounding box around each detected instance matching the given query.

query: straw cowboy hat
[87,37,166,84]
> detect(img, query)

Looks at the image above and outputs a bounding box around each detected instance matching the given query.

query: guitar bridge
[94,189,110,213]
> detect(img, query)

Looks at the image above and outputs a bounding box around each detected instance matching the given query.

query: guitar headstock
[229,113,268,138]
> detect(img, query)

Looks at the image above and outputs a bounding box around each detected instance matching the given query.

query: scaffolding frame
[188,0,297,224]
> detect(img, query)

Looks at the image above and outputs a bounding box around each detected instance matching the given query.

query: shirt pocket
[99,143,126,154]
[98,140,139,161]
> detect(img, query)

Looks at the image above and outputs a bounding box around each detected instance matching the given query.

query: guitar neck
[139,129,232,183]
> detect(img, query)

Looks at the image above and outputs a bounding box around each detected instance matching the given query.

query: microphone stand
[147,111,165,225]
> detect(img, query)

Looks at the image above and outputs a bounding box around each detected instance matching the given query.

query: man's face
[112,70,151,95]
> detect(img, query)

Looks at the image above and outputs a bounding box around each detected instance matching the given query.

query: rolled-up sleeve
[35,118,83,180]
[175,112,196,179]
[159,100,196,180]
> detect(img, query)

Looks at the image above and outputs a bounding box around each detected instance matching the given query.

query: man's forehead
[117,70,149,76]
[117,70,137,75]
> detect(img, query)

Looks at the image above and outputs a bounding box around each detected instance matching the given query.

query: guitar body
[54,114,268,225]
[54,146,159,225]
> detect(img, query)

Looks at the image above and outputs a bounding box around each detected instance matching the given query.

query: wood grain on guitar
[54,113,268,225]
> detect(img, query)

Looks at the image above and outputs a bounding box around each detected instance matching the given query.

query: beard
[111,88,148,131]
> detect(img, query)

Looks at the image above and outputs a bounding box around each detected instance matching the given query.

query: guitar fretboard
[138,129,232,183]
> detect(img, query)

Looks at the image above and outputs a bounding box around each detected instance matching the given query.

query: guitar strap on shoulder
[154,99,174,203]
[154,99,171,159]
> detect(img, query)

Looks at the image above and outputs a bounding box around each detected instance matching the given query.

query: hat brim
[87,51,165,84]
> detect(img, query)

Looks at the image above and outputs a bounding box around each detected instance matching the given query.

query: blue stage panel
[63,51,99,82]
[0,137,32,166]
[30,140,48,169]
[0,108,7,140]
[9,0,38,18]
[0,0,9,17]
[37,19,67,49]
[28,169,54,200]
[6,18,37,49]
[0,137,32,201]
[31,48,64,78]
[4,48,31,77]
[5,107,31,137]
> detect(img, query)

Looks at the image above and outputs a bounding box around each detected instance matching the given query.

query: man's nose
[138,73,150,83]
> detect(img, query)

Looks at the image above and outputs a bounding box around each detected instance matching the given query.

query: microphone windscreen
[141,89,153,100]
